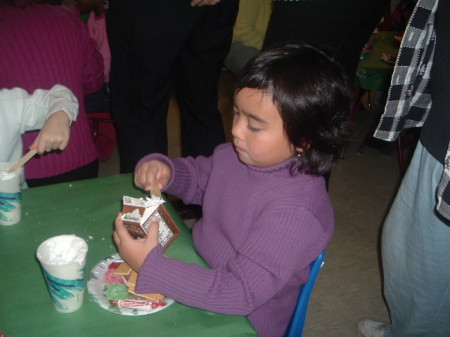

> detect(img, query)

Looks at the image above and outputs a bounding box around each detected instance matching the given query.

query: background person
[0,0,104,187]
[358,0,450,336]
[106,0,239,173]
[264,0,389,82]
[224,0,273,75]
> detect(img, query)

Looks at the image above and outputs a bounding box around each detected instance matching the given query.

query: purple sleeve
[135,153,214,205]
[135,208,329,316]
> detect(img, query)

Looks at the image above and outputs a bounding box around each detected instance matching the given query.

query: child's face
[232,88,300,168]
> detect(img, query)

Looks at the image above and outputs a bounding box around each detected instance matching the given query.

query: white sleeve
[3,85,79,134]
[45,84,79,123]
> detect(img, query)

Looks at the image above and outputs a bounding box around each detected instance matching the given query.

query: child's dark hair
[235,42,352,176]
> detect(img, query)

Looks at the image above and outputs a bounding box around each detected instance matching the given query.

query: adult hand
[113,213,160,272]
[191,0,222,7]
[134,160,172,192]
[30,110,71,155]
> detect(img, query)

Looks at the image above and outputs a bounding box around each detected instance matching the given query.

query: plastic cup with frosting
[36,235,88,313]
[0,162,23,226]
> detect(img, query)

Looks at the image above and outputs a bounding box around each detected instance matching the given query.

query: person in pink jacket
[0,0,104,187]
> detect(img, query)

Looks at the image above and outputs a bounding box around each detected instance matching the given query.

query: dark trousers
[27,160,99,187]
[264,0,389,83]
[107,0,238,173]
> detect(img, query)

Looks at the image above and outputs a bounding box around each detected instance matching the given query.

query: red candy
[108,262,121,270]
[104,269,124,285]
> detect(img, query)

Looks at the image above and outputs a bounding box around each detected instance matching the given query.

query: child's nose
[231,115,244,139]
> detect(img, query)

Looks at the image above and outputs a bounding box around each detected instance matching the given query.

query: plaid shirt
[374,0,450,220]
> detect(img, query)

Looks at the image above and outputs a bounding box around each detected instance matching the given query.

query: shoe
[357,319,388,337]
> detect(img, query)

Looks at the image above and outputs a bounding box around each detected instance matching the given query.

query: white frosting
[123,195,165,208]
[37,235,88,266]
[0,169,18,181]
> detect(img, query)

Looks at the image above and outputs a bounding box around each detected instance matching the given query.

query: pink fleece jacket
[88,11,111,82]
[0,3,104,179]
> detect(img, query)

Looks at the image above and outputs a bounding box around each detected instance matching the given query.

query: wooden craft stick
[150,186,162,198]
[7,149,37,173]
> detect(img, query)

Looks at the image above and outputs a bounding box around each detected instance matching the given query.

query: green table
[354,31,399,92]
[349,31,400,122]
[0,175,257,337]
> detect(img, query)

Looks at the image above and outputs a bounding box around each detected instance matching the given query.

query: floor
[99,71,407,336]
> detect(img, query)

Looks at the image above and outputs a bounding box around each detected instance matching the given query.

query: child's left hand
[30,110,71,155]
[113,213,160,272]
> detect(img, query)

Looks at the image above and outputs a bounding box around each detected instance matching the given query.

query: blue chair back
[283,251,326,337]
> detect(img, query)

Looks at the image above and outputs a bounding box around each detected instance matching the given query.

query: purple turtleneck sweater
[0,3,103,179]
[136,143,334,337]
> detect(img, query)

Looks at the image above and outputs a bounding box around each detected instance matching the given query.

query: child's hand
[113,213,160,272]
[30,110,71,155]
[134,160,172,192]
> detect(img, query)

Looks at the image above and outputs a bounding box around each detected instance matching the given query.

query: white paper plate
[87,254,174,316]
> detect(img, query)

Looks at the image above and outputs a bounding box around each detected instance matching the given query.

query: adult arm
[232,0,268,49]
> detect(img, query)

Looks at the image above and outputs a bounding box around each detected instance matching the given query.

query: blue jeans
[382,141,450,337]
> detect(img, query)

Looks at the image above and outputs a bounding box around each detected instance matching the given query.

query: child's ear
[295,143,310,153]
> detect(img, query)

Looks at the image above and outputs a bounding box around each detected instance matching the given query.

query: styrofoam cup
[36,235,88,313]
[0,162,23,226]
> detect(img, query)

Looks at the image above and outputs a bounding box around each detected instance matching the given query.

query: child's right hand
[30,110,71,155]
[134,160,172,192]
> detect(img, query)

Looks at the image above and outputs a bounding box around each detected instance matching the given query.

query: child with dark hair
[113,43,351,337]
[236,43,351,176]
